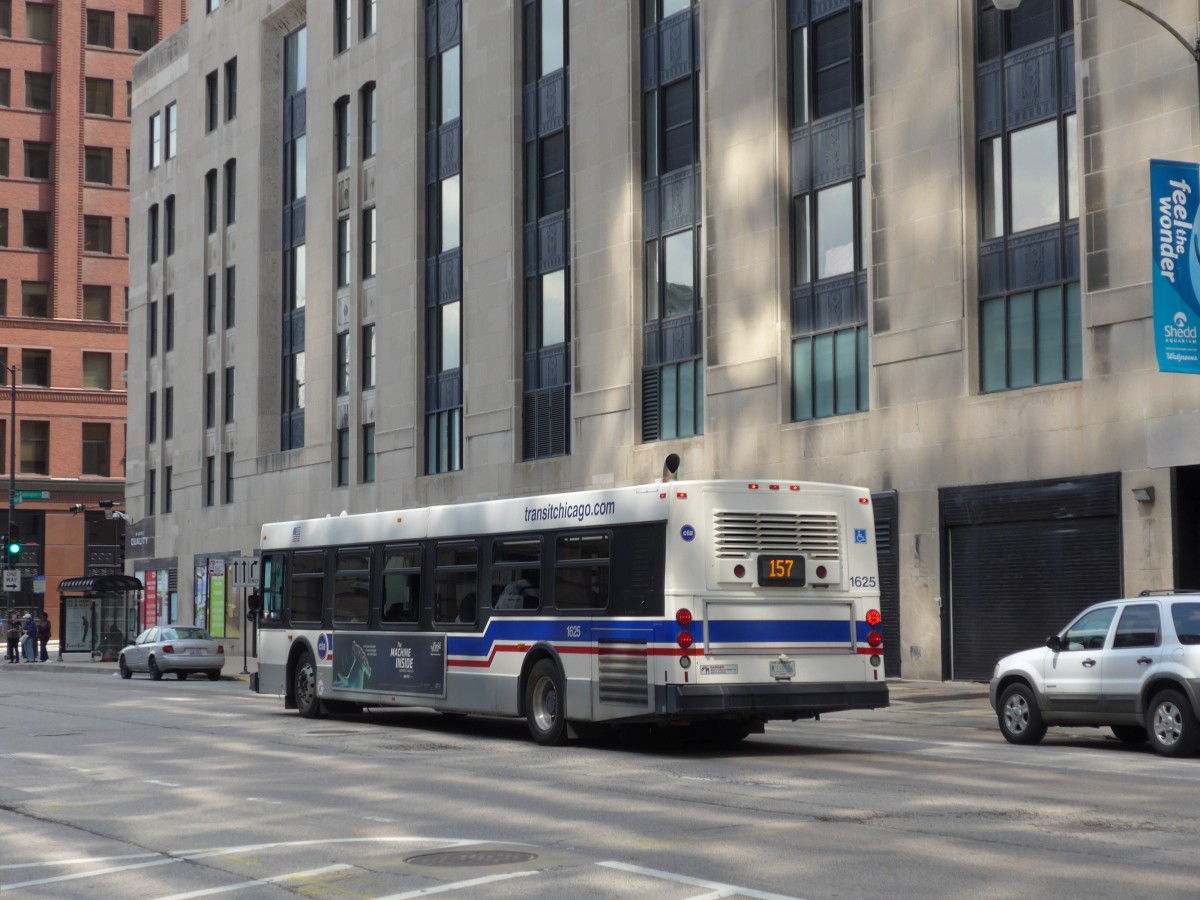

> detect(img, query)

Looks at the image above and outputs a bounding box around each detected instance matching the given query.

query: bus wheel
[294,650,324,719]
[525,660,567,745]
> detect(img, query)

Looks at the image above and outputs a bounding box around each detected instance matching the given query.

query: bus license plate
[770,660,795,679]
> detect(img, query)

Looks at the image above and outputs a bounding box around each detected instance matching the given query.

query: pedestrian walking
[37,611,51,662]
[21,613,37,662]
[5,613,19,663]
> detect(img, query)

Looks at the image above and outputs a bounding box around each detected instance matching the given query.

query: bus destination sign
[757,554,805,587]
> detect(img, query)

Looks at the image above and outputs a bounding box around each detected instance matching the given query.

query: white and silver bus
[250,475,888,743]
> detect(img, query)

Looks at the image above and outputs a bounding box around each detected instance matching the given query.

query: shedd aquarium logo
[1165,311,1199,342]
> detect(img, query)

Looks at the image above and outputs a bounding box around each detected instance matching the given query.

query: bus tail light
[866,608,881,627]
[677,631,693,650]
[676,608,693,627]
[815,565,827,579]
[733,564,745,578]
[867,631,883,648]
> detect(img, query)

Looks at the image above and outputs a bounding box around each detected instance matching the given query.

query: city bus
[250,474,888,744]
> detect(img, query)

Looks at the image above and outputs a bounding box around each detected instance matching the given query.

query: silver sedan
[119,626,225,681]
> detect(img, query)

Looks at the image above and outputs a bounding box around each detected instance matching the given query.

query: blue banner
[1150,159,1200,373]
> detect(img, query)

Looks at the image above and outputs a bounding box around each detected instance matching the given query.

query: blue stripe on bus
[444,617,870,658]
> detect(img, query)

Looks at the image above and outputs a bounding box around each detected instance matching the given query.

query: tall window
[362,423,375,483]
[788,1,868,421]
[205,456,215,506]
[224,451,234,503]
[205,372,215,428]
[425,3,463,473]
[20,421,49,475]
[224,266,236,327]
[24,141,51,179]
[83,286,111,321]
[148,301,158,357]
[224,159,236,225]
[205,70,218,132]
[205,273,216,335]
[521,0,571,459]
[224,367,235,424]
[361,82,376,160]
[148,204,159,263]
[165,294,174,351]
[225,58,237,120]
[165,102,177,158]
[25,72,52,111]
[337,215,350,287]
[83,353,111,390]
[336,331,350,397]
[84,216,112,254]
[82,424,111,477]
[976,1,1080,392]
[85,78,113,116]
[149,112,162,168]
[165,195,175,256]
[336,0,351,53]
[21,281,50,317]
[87,10,114,47]
[336,428,350,486]
[362,324,376,389]
[641,0,703,442]
[281,26,308,451]
[335,96,350,171]
[205,169,217,234]
[85,146,113,184]
[362,206,376,279]
[25,3,52,41]
[128,14,156,52]
[362,0,376,38]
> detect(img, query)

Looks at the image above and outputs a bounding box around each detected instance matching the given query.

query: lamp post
[992,0,1200,95]
[5,363,16,616]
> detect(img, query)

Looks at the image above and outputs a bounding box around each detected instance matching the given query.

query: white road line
[372,870,540,899]
[0,853,161,871]
[145,779,183,787]
[598,861,805,900]
[2,857,182,889]
[152,864,353,899]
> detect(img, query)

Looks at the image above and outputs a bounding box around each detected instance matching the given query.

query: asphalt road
[1,667,1198,899]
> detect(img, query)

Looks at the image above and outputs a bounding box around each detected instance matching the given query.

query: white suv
[989,592,1200,757]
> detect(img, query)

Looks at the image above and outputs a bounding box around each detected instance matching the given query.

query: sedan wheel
[148,656,163,681]
[118,656,132,680]
[176,672,188,681]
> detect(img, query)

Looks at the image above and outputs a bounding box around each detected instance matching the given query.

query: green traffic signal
[6,525,19,556]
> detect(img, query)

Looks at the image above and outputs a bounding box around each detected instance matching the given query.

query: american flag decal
[291,526,301,543]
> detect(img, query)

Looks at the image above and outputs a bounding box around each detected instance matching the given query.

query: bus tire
[294,650,325,719]
[525,659,567,746]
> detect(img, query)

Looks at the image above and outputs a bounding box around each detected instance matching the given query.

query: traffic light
[6,524,20,557]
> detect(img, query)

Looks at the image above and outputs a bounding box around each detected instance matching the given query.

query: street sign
[33,575,45,595]
[2,569,19,591]
[15,490,49,501]
[227,556,259,589]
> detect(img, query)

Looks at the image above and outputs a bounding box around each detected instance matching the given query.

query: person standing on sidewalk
[21,613,37,662]
[37,611,51,662]
[5,613,19,663]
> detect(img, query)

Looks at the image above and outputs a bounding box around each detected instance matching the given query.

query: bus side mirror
[247,591,262,615]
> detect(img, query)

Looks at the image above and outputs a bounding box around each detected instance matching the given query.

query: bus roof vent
[713,511,841,561]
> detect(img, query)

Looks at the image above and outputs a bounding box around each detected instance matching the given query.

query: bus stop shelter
[57,575,143,661]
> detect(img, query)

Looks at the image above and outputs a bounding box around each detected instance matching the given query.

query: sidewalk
[1,655,251,681]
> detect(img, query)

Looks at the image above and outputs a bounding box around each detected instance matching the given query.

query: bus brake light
[866,608,882,627]
[815,565,827,579]
[867,631,883,648]
[676,608,693,627]
[677,631,693,649]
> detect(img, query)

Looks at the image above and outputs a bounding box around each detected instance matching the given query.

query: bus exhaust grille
[598,642,648,705]
[713,511,841,560]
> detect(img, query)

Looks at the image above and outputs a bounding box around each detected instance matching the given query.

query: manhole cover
[405,850,538,868]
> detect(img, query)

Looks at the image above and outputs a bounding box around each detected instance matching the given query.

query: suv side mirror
[1045,634,1062,652]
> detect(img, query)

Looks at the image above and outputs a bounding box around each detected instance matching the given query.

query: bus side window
[555,533,610,610]
[260,554,287,623]
[491,537,541,612]
[435,542,477,626]
[382,545,421,625]
[333,547,371,625]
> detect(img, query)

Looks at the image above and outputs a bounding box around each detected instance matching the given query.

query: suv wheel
[1146,689,1199,757]
[997,682,1047,745]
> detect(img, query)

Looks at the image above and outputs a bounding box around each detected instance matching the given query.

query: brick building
[0,0,186,624]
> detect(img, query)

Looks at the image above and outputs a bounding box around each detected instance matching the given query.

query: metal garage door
[941,474,1122,682]
[872,490,901,678]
